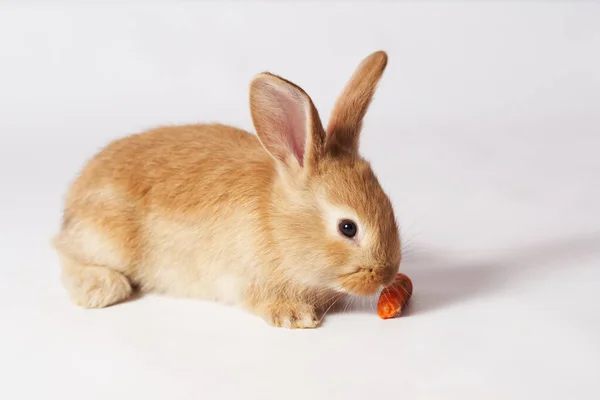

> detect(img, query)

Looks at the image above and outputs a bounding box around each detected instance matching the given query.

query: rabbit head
[250,51,401,297]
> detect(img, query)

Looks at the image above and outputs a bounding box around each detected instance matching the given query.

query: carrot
[377,273,413,319]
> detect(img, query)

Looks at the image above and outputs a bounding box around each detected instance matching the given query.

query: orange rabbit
[53,51,403,328]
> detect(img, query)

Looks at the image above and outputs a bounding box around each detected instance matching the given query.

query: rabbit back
[54,123,275,304]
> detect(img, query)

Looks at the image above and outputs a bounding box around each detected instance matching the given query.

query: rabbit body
[53,51,402,328]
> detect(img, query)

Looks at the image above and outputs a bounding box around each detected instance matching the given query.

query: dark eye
[339,219,358,238]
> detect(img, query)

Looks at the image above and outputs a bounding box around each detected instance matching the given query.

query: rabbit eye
[339,220,358,238]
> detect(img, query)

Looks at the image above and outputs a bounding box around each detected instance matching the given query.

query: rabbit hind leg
[52,212,136,308]
[57,250,132,309]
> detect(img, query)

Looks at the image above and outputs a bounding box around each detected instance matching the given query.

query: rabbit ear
[250,72,325,172]
[326,51,388,154]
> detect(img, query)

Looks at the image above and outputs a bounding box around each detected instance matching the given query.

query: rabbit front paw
[261,301,320,329]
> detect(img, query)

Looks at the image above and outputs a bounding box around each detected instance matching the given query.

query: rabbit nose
[379,261,400,283]
[381,267,397,286]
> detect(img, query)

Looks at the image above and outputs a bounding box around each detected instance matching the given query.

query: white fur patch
[317,196,369,246]
[213,274,243,304]
[61,220,126,269]
[142,213,255,304]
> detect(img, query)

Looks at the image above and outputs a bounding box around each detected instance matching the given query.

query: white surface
[1,2,600,399]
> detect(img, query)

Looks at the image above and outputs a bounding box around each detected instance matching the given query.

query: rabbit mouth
[336,267,392,296]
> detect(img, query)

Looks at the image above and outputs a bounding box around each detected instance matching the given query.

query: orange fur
[53,51,401,328]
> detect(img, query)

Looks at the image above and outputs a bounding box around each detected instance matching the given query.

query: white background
[1,1,599,399]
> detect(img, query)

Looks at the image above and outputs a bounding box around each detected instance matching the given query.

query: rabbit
[52,50,402,329]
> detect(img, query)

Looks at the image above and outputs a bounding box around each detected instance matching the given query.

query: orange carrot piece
[377,273,413,319]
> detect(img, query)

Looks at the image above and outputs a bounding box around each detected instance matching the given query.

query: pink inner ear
[270,85,308,167]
